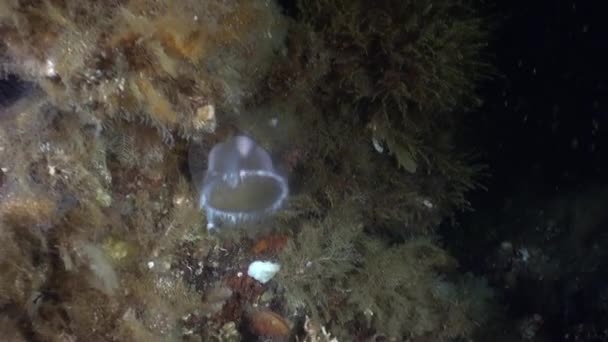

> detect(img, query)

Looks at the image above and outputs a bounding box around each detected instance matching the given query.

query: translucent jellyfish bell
[189,135,288,230]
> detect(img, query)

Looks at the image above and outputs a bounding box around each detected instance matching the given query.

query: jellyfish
[189,135,288,230]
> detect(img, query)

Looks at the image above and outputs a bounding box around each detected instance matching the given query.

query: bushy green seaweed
[296,0,490,203]
[345,239,495,339]
[277,201,495,339]
[277,201,364,322]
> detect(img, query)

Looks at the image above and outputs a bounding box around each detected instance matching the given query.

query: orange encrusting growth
[252,234,289,256]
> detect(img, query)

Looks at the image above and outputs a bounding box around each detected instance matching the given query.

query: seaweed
[0,0,288,142]
[295,0,491,213]
[276,199,495,339]
[278,201,364,322]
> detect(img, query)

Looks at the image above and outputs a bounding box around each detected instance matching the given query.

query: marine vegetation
[0,0,496,340]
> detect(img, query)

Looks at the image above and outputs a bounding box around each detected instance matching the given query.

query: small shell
[372,137,384,153]
[248,309,290,337]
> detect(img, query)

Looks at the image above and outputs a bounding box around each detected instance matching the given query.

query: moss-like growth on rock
[0,0,287,142]
[0,0,495,340]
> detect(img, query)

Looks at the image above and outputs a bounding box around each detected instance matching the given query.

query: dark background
[449,1,608,339]
[473,0,608,196]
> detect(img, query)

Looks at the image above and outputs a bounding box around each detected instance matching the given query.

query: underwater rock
[0,0,288,142]
[189,135,288,229]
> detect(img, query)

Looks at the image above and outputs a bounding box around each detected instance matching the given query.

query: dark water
[444,1,608,340]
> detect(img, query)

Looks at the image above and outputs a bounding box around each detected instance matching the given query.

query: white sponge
[247,260,281,284]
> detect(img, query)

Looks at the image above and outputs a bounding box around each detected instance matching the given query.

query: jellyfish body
[189,135,288,229]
